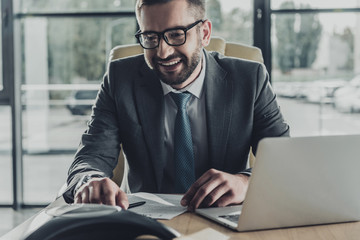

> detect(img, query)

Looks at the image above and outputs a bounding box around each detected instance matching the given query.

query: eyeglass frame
[135,19,205,49]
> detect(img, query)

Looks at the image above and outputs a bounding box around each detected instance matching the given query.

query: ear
[201,20,212,47]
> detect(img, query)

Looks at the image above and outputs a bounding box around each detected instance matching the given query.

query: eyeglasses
[135,20,204,49]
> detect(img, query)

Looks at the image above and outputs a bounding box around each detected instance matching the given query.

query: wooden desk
[160,213,360,240]
[3,197,360,240]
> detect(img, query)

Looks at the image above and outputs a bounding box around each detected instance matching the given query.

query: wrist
[235,173,250,191]
[236,173,250,181]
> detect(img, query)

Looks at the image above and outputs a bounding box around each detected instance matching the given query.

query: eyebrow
[141,23,191,34]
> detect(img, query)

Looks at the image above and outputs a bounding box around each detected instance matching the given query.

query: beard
[147,39,203,87]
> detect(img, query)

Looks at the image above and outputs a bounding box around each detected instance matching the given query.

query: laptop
[196,135,360,231]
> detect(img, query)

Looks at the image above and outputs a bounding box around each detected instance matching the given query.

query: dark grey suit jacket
[64,50,289,203]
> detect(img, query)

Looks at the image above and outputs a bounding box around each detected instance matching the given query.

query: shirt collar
[160,51,206,99]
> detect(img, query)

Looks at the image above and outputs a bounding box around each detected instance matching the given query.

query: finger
[212,191,234,207]
[115,190,129,209]
[212,175,249,207]
[201,183,228,207]
[181,170,214,206]
[88,182,102,204]
[74,191,82,204]
[188,176,221,211]
[101,189,116,206]
[181,178,208,207]
[100,180,117,206]
[80,187,90,203]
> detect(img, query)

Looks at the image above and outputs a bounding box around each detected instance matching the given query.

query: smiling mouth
[158,59,181,66]
[157,59,182,72]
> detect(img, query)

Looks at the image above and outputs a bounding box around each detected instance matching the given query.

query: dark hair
[135,0,206,23]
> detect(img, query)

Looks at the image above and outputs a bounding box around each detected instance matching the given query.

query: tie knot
[170,92,191,110]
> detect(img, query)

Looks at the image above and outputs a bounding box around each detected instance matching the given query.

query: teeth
[160,60,180,66]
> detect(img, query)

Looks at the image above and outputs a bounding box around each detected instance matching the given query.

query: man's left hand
[180,169,249,211]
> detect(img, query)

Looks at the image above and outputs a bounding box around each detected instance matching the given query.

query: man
[64,0,289,211]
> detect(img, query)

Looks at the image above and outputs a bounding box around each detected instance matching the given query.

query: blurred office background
[1,0,360,217]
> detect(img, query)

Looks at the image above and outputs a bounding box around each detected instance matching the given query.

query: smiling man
[64,0,289,211]
[137,1,205,89]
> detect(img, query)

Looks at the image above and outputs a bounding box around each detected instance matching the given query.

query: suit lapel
[135,64,165,191]
[204,51,233,170]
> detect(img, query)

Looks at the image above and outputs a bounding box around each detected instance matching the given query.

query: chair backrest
[111,37,262,186]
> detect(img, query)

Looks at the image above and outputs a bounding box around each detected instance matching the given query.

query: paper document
[128,192,187,220]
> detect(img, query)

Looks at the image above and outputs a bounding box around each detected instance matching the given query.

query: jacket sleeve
[63,63,122,203]
[251,63,290,155]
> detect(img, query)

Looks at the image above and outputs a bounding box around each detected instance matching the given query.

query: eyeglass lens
[139,29,186,49]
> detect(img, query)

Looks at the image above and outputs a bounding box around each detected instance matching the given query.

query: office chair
[110,36,264,187]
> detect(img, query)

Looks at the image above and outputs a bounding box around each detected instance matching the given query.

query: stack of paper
[127,192,187,220]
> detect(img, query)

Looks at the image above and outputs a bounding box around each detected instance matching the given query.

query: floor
[0,207,42,237]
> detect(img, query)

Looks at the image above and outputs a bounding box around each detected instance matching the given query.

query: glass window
[0,7,3,91]
[19,16,136,203]
[207,0,253,45]
[272,0,360,10]
[272,12,360,136]
[0,106,13,204]
[16,0,135,13]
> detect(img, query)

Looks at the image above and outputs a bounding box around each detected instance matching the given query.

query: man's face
[138,0,209,89]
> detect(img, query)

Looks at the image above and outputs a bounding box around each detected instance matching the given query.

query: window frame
[1,0,10,103]
[1,0,23,209]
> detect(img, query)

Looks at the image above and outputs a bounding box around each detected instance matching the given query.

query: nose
[156,37,174,59]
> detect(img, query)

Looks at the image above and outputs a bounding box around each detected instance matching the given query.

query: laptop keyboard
[219,214,240,224]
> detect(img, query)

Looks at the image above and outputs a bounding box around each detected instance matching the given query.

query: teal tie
[170,92,195,193]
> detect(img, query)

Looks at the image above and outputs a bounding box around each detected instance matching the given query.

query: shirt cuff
[238,168,252,177]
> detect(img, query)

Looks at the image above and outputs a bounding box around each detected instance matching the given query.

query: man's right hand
[74,177,129,209]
